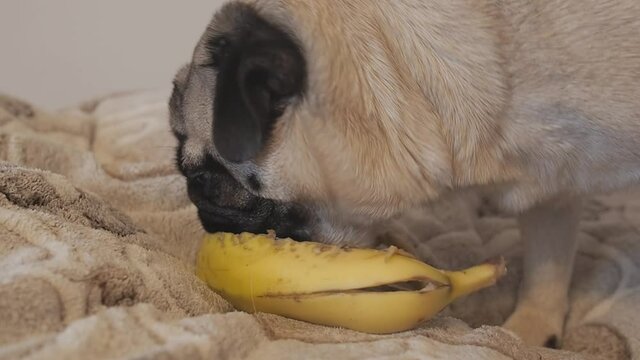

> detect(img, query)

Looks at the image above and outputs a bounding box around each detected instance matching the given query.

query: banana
[196,232,506,334]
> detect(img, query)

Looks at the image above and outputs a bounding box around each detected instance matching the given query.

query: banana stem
[445,257,507,301]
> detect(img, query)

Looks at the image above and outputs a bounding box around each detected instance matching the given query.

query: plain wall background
[0,1,225,110]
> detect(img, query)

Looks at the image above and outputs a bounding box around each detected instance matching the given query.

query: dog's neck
[381,0,519,190]
[369,0,566,210]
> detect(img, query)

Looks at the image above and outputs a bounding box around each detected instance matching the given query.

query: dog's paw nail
[544,335,559,349]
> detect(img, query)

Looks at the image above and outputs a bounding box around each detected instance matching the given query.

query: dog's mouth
[197,207,313,242]
[197,209,241,233]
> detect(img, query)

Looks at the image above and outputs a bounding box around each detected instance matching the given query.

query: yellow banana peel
[196,232,506,334]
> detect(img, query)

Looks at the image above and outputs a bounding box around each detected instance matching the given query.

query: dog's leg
[503,196,582,348]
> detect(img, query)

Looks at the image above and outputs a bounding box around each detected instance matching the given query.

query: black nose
[182,158,312,241]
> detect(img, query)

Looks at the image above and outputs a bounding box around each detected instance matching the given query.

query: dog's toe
[544,335,559,349]
[503,305,565,348]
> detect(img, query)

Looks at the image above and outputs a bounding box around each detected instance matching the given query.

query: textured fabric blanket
[0,90,637,360]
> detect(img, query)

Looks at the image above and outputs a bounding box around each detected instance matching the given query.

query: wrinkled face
[169,2,451,246]
[169,3,376,246]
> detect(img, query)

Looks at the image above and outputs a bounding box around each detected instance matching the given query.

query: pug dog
[169,0,640,347]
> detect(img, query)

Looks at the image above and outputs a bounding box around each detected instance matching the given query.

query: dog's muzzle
[183,158,312,241]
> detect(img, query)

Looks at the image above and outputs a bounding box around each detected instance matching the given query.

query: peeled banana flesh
[196,232,506,334]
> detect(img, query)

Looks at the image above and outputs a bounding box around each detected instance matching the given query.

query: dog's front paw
[503,304,565,348]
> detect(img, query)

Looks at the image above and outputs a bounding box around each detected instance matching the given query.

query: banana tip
[488,256,508,280]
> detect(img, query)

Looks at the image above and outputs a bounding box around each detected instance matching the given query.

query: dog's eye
[185,168,210,187]
[210,37,229,49]
[205,36,230,68]
[192,172,209,187]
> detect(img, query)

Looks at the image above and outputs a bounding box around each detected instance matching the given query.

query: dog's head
[169,1,507,245]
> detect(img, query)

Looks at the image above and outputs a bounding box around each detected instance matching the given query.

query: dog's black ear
[211,13,305,163]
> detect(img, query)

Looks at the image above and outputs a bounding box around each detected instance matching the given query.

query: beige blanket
[0,90,637,360]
